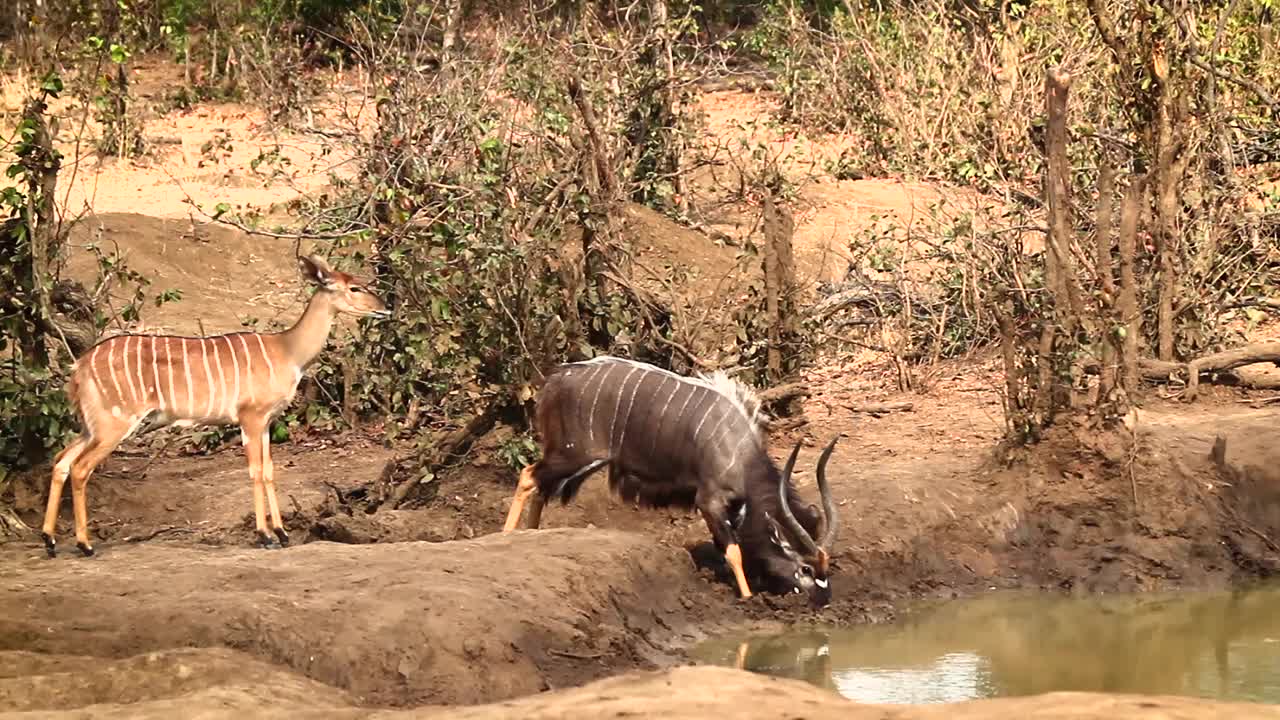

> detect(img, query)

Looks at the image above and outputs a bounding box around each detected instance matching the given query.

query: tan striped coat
[41,254,389,556]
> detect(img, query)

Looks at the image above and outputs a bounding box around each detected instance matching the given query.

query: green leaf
[270,421,290,443]
[40,72,64,97]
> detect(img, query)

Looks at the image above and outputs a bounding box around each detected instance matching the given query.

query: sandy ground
[7,662,1280,719]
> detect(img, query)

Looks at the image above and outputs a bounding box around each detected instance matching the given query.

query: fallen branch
[0,501,29,538]
[809,282,903,320]
[549,649,607,661]
[380,406,498,511]
[766,415,809,432]
[1238,395,1280,406]
[845,400,914,416]
[123,525,193,543]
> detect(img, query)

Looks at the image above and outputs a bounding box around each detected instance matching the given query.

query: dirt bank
[0,648,353,714]
[5,662,1278,719]
[0,529,716,707]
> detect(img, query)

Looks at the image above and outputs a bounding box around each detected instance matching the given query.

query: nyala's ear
[809,502,825,536]
[729,498,748,532]
[298,254,335,288]
[763,512,785,547]
[813,548,830,576]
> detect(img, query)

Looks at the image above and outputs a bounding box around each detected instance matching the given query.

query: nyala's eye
[351,286,365,294]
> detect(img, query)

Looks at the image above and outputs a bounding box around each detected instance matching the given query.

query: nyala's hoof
[76,542,95,557]
[41,533,56,559]
[273,528,290,547]
[256,531,281,550]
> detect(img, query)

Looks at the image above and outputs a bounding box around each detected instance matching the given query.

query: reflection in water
[832,652,987,704]
[691,585,1280,705]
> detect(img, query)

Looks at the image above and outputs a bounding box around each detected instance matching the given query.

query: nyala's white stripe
[164,338,178,414]
[238,335,255,404]
[223,336,241,420]
[121,337,139,405]
[607,366,643,452]
[150,336,164,409]
[255,334,276,386]
[201,341,216,418]
[133,336,146,403]
[106,340,124,403]
[182,339,194,416]
[210,340,227,418]
[615,366,647,453]
[576,356,765,433]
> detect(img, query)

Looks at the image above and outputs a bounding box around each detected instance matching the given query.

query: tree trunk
[18,95,61,368]
[762,191,797,391]
[1117,176,1147,393]
[993,294,1028,438]
[440,0,467,82]
[1040,67,1080,418]
[647,0,685,208]
[1094,155,1118,409]
[567,73,626,350]
[1150,28,1193,362]
[1043,68,1084,332]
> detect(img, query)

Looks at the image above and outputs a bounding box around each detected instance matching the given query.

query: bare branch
[1187,56,1280,114]
[1085,0,1128,67]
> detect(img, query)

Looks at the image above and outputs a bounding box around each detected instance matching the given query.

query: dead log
[757,382,809,405]
[845,401,914,416]
[1223,297,1280,314]
[1084,346,1280,394]
[1186,342,1280,400]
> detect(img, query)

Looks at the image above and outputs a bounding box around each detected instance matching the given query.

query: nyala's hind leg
[525,488,546,529]
[42,435,89,558]
[503,465,539,532]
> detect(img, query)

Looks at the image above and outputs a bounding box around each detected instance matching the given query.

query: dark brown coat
[521,356,839,604]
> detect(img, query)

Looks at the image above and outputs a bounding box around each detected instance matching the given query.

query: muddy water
[693,586,1280,704]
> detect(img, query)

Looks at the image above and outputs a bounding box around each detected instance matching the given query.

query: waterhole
[692,585,1280,704]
